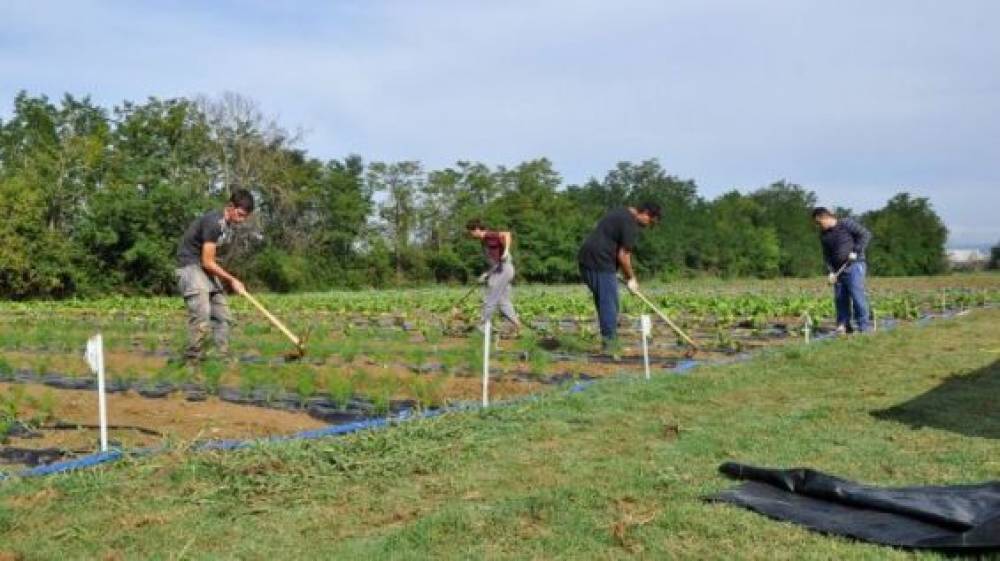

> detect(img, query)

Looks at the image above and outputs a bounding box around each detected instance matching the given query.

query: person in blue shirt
[812,207,873,334]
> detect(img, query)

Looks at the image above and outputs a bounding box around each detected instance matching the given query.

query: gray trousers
[176,265,232,359]
[483,261,519,325]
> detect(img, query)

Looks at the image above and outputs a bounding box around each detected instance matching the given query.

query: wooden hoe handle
[242,291,301,347]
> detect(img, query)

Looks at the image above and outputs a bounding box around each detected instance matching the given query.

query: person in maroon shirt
[466,219,522,333]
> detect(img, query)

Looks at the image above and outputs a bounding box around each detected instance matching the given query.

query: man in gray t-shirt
[175,189,254,361]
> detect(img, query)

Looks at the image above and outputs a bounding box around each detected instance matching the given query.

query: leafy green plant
[239,364,267,394]
[438,350,462,374]
[325,371,354,410]
[556,334,590,354]
[295,366,317,402]
[200,359,226,393]
[529,349,551,377]
[350,368,372,393]
[370,376,399,416]
[27,390,56,425]
[0,386,24,420]
[339,337,360,363]
[34,357,52,376]
[465,337,484,377]
[409,373,448,410]
[422,326,443,345]
[409,347,429,370]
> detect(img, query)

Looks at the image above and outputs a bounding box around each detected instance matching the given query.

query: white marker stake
[640,314,652,380]
[85,334,108,452]
[482,318,491,407]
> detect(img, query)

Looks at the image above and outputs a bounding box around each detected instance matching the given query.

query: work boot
[601,338,622,362]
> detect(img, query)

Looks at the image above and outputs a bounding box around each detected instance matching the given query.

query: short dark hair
[811,207,833,219]
[465,218,485,231]
[229,189,255,213]
[638,202,662,220]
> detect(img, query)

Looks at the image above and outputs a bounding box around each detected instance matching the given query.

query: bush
[251,248,311,293]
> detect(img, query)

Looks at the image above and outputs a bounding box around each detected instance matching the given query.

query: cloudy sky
[2,0,997,246]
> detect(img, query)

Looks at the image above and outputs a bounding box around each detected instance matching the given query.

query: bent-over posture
[813,207,872,334]
[577,203,660,352]
[176,189,254,361]
[466,219,522,333]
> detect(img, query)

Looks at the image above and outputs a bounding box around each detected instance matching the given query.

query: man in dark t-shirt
[175,189,254,361]
[812,207,872,334]
[578,203,661,351]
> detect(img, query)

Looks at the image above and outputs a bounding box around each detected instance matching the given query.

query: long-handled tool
[620,279,700,356]
[241,290,308,360]
[449,284,481,316]
[828,260,851,284]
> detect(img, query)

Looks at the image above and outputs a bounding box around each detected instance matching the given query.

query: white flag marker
[482,318,491,407]
[85,334,109,452]
[640,314,652,380]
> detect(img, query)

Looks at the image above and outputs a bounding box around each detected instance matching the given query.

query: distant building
[947,248,989,270]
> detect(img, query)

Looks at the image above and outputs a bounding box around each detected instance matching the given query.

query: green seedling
[200,360,226,393]
[295,366,317,403]
[370,376,399,416]
[325,371,354,410]
[409,373,448,410]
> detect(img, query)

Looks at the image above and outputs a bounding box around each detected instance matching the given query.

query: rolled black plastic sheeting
[708,462,1000,552]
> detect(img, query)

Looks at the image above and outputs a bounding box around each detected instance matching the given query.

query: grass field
[0,301,997,558]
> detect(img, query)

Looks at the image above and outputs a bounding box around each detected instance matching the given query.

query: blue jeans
[834,262,870,332]
[580,267,619,343]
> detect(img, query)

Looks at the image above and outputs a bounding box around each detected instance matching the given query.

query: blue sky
[2,0,998,246]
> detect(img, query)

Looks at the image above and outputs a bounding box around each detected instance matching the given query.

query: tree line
[0,92,951,299]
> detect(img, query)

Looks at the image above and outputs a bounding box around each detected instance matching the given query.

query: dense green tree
[704,191,781,278]
[490,159,586,282]
[78,97,215,294]
[0,91,959,298]
[0,93,109,297]
[368,161,426,284]
[862,193,948,276]
[748,181,823,277]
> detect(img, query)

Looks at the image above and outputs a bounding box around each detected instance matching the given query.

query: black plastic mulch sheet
[707,462,1000,552]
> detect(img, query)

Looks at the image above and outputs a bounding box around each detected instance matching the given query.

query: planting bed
[1,274,998,473]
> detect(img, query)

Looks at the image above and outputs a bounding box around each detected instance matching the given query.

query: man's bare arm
[617,248,635,280]
[201,242,245,294]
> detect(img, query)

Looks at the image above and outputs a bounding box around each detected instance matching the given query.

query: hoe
[620,278,700,357]
[241,290,308,361]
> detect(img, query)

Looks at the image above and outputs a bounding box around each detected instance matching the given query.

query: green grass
[0,309,998,560]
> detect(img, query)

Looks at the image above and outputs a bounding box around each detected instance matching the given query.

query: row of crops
[3,276,998,321]
[0,274,997,467]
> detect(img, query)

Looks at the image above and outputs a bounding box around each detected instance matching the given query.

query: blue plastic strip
[15,450,122,478]
[672,359,702,374]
